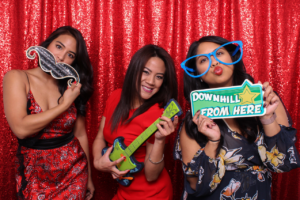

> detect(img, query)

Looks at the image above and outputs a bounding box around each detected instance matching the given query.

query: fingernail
[263,97,266,101]
[197,110,200,113]
[263,103,266,108]
[213,123,216,125]
[175,116,178,118]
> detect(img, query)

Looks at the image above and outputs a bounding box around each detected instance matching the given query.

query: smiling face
[47,34,77,65]
[139,56,166,103]
[196,42,234,88]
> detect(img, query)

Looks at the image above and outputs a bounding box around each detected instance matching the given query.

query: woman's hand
[93,146,129,179]
[259,81,280,119]
[144,115,178,182]
[85,178,95,200]
[192,111,220,141]
[60,82,82,108]
[154,115,179,141]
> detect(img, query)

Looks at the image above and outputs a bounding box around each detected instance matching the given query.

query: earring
[200,79,203,82]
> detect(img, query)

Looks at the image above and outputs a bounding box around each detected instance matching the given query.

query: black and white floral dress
[174,114,299,200]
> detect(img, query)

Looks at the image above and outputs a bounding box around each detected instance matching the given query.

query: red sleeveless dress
[15,91,88,199]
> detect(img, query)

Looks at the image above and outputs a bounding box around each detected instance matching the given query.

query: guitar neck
[124,118,161,157]
[124,100,181,157]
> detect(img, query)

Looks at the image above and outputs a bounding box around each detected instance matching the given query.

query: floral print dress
[174,113,299,200]
[15,91,88,199]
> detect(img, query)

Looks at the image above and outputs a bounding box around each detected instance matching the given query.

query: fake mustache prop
[26,46,80,87]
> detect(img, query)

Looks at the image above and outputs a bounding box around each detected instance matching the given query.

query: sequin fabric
[1,0,300,200]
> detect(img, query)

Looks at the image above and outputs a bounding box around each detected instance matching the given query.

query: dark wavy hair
[183,36,262,150]
[40,26,94,116]
[110,44,178,132]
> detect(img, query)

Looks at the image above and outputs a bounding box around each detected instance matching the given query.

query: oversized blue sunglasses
[181,41,243,78]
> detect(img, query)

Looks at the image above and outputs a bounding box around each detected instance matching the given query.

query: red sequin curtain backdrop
[1,0,300,199]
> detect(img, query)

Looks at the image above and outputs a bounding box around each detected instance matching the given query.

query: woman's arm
[144,116,178,182]
[179,122,200,190]
[256,82,300,173]
[191,112,220,159]
[74,115,94,200]
[3,70,81,139]
[93,117,108,169]
[144,140,165,182]
[93,117,128,179]
[259,82,289,137]
[180,113,221,190]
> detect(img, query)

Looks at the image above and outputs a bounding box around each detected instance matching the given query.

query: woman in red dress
[3,26,94,199]
[93,44,178,200]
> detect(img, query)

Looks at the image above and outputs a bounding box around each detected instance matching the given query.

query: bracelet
[209,138,221,142]
[149,154,164,164]
[260,112,277,125]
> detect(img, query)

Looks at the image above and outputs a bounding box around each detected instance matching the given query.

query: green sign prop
[190,80,266,119]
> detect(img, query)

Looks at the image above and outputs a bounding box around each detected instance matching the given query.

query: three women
[3,26,298,200]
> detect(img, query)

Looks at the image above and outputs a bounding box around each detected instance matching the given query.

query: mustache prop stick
[26,46,80,87]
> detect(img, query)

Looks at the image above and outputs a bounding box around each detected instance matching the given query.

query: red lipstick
[214,66,223,75]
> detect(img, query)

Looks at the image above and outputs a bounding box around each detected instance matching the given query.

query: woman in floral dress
[3,26,94,199]
[174,36,299,200]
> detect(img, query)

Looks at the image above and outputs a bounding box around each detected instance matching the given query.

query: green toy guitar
[102,99,182,186]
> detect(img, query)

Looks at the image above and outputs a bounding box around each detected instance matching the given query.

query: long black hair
[40,26,94,116]
[183,36,262,147]
[110,44,178,132]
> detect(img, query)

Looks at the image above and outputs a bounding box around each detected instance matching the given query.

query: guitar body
[102,137,144,186]
[102,99,182,187]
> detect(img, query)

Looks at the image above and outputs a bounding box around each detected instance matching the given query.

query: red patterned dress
[15,91,88,199]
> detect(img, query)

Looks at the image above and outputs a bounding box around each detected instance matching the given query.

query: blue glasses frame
[181,40,243,78]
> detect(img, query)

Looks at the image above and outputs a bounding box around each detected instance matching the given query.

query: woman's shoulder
[106,89,122,103]
[4,69,25,79]
[104,89,122,115]
[3,69,43,93]
[4,68,38,80]
[110,88,122,98]
[3,70,33,101]
[3,69,29,87]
